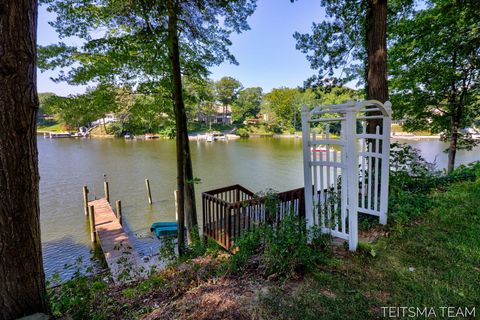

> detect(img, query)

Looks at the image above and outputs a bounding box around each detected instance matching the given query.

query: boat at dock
[212,132,226,140]
[205,134,214,142]
[150,222,179,238]
[145,134,160,140]
[199,131,228,142]
[44,132,72,139]
[310,146,329,152]
[124,133,135,139]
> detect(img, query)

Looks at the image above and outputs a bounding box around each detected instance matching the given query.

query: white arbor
[301,100,392,251]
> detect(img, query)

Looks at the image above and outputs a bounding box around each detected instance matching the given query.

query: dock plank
[88,198,144,284]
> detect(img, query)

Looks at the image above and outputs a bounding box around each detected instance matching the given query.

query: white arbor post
[379,101,392,225]
[301,105,314,229]
[301,100,391,251]
[345,109,359,250]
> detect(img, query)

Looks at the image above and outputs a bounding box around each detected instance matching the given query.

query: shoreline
[38,130,443,141]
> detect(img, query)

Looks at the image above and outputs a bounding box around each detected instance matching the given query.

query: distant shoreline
[38,130,443,141]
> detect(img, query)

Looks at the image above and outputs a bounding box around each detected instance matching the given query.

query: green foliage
[229,227,263,272]
[316,86,361,105]
[185,226,207,258]
[42,85,118,129]
[449,161,480,180]
[235,127,250,137]
[293,0,413,89]
[215,76,243,108]
[106,122,124,137]
[48,258,110,319]
[183,78,216,124]
[255,188,280,224]
[229,189,327,278]
[158,237,177,265]
[232,87,263,123]
[356,241,377,257]
[49,276,109,319]
[263,213,322,277]
[39,1,257,87]
[390,0,480,169]
[159,126,176,139]
[261,86,359,131]
[251,179,480,319]
[389,142,479,224]
[262,87,300,130]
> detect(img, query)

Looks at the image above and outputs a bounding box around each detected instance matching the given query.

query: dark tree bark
[0,0,48,318]
[183,112,198,244]
[167,0,186,255]
[448,112,460,174]
[366,0,388,134]
[447,51,460,174]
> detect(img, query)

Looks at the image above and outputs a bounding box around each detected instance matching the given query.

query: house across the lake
[198,105,232,125]
[91,113,119,127]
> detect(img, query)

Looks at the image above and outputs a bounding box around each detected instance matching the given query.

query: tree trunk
[366,0,388,134]
[167,0,185,255]
[448,114,460,174]
[182,111,198,244]
[0,0,49,318]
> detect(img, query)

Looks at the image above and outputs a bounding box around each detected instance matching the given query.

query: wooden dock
[87,197,144,284]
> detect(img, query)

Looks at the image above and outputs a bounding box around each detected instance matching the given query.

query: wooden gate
[301,100,391,250]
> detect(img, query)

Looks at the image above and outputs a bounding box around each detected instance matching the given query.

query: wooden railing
[202,185,305,249]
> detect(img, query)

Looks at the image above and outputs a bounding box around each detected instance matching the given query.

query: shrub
[236,127,250,137]
[263,213,324,277]
[229,227,263,272]
[388,143,479,224]
[106,122,124,137]
[159,126,176,139]
[48,259,110,319]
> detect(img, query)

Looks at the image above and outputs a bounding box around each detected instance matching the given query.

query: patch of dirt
[359,226,390,243]
[140,254,268,320]
[142,277,258,320]
[320,288,337,299]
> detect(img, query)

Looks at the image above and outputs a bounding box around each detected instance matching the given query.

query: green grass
[37,121,67,132]
[187,122,235,133]
[48,178,480,319]
[391,123,434,136]
[255,180,480,319]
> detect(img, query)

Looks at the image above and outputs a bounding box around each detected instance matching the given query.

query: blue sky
[37,0,327,96]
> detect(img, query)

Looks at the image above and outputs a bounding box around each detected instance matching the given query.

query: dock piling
[116,200,122,226]
[174,189,179,222]
[104,179,110,203]
[88,205,97,243]
[145,178,152,205]
[82,186,89,216]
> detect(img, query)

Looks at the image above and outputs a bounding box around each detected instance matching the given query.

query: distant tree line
[40,78,360,135]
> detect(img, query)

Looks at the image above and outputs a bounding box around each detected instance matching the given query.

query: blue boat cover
[150,222,179,238]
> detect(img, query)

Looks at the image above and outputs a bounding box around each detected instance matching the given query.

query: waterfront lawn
[48,179,480,319]
[187,122,235,133]
[37,121,67,132]
[255,179,480,319]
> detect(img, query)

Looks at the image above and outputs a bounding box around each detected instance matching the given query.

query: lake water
[38,136,479,279]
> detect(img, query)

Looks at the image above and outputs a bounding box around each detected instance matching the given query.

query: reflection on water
[393,138,480,170]
[38,136,479,279]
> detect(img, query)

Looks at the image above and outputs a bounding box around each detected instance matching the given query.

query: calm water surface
[38,136,479,279]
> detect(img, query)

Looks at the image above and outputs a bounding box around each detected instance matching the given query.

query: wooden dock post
[82,186,89,216]
[116,200,122,226]
[174,189,179,222]
[104,180,110,202]
[88,205,97,243]
[145,178,152,205]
